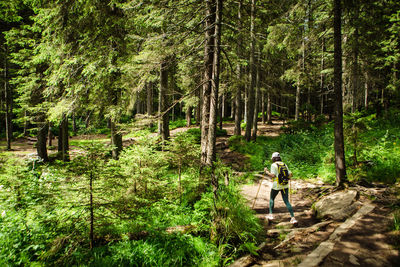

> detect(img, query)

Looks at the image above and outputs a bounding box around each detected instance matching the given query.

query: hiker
[264,152,297,224]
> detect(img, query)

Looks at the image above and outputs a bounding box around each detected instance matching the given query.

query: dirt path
[215,121,400,267]
[234,179,400,267]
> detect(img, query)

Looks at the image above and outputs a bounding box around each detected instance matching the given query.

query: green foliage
[0,133,264,265]
[229,111,400,184]
[228,135,265,171]
[193,183,262,259]
[217,128,228,137]
[186,128,201,143]
[282,119,318,134]
[169,118,194,130]
[393,210,400,231]
[90,234,219,267]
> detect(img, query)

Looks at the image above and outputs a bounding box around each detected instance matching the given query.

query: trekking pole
[289,179,291,203]
[252,176,263,209]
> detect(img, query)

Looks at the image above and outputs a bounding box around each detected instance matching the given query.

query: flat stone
[314,190,359,221]
[276,221,294,229]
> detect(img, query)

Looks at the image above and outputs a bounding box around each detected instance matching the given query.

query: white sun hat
[271,152,280,159]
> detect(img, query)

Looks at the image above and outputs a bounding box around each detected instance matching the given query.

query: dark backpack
[276,162,289,185]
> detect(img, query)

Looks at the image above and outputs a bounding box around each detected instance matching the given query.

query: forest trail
[234,177,400,266]
[213,121,400,267]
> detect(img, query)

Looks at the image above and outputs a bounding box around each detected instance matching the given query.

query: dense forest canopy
[1,0,400,266]
[1,0,399,151]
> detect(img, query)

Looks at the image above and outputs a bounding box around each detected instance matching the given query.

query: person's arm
[264,167,276,178]
[286,164,293,178]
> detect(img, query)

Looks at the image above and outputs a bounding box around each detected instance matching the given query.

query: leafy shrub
[186,128,201,143]
[216,128,227,137]
[90,234,219,267]
[194,184,262,259]
[169,119,188,130]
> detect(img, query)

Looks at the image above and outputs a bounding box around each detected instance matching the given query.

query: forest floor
[1,120,400,266]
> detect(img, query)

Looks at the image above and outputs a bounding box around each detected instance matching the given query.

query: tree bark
[252,46,261,141]
[146,81,153,116]
[48,123,53,147]
[295,82,300,121]
[200,0,215,165]
[320,36,325,115]
[351,5,360,113]
[245,0,256,142]
[333,0,347,186]
[186,106,192,127]
[261,91,265,124]
[231,97,235,119]
[111,119,122,159]
[196,87,201,125]
[234,0,243,136]
[37,122,49,162]
[159,59,170,141]
[267,92,272,124]
[206,0,222,165]
[58,114,70,161]
[4,46,12,150]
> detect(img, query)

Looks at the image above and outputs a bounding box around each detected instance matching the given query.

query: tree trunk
[252,46,261,141]
[218,94,223,130]
[261,91,265,124]
[48,123,53,147]
[4,46,12,150]
[364,72,369,109]
[333,0,347,186]
[37,122,49,162]
[207,0,222,165]
[295,82,300,121]
[85,111,91,128]
[200,0,215,166]
[111,120,122,159]
[234,0,243,136]
[234,89,242,135]
[186,106,192,127]
[351,6,360,113]
[231,97,235,119]
[196,87,201,125]
[147,81,153,116]
[320,36,325,115]
[245,0,256,142]
[159,60,170,141]
[58,114,70,161]
[220,92,225,128]
[267,92,272,124]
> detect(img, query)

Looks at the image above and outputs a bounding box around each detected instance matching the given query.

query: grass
[393,210,400,231]
[69,138,109,147]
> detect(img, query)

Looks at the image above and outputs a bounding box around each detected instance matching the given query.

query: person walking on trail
[264,152,297,224]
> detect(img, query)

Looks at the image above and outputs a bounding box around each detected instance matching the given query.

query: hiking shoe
[290,217,298,224]
[266,214,274,220]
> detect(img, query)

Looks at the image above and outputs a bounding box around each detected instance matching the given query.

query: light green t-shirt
[270,161,291,190]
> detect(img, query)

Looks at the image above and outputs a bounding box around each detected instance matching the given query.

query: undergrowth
[229,110,400,184]
[0,132,260,266]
